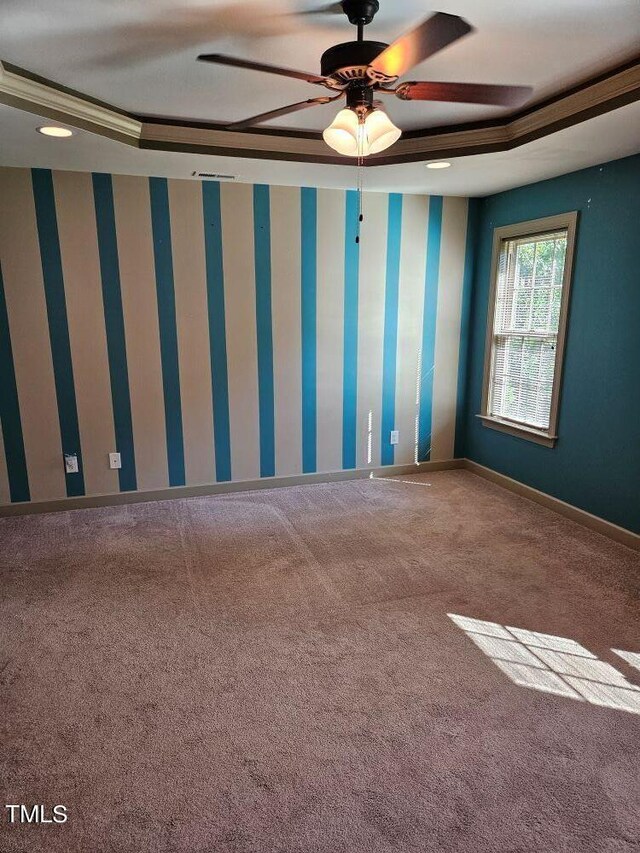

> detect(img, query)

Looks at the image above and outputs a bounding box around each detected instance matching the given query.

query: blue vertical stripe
[0,263,30,502]
[202,182,232,482]
[454,199,479,459]
[253,185,276,478]
[418,196,443,462]
[149,177,186,487]
[342,190,360,470]
[301,187,317,474]
[92,172,137,492]
[380,194,403,466]
[31,169,85,497]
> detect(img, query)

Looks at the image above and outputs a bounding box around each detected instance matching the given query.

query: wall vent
[192,171,237,181]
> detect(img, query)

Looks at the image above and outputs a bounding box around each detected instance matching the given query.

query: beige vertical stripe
[270,185,302,477]
[356,192,388,468]
[168,178,216,486]
[0,426,10,505]
[316,188,346,474]
[395,195,429,466]
[112,175,168,491]
[220,183,260,482]
[431,197,468,461]
[53,170,119,496]
[0,168,65,500]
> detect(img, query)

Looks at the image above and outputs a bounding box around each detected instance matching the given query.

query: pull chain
[355,121,364,244]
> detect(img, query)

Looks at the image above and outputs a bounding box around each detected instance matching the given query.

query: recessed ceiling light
[37,126,73,138]
[426,161,451,169]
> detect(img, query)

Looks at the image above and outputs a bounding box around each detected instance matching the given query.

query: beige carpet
[1,470,639,852]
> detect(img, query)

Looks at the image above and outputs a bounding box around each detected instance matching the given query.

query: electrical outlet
[109,452,122,470]
[390,430,399,445]
[64,453,79,474]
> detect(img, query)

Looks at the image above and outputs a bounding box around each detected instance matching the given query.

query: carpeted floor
[1,469,639,853]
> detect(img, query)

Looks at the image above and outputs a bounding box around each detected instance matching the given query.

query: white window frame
[479,212,578,448]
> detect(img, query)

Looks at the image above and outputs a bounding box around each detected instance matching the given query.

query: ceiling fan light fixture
[323,106,401,157]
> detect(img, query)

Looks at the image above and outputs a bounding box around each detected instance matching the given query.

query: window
[480,213,578,447]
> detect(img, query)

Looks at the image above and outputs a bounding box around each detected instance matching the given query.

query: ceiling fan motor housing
[340,0,380,26]
[320,40,388,85]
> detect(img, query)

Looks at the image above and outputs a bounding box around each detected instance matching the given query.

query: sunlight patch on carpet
[449,614,640,715]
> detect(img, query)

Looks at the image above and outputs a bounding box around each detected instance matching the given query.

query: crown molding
[0,61,142,144]
[139,121,343,164]
[369,57,640,164]
[1,56,639,166]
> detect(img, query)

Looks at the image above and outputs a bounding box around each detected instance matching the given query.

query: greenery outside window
[480,212,578,447]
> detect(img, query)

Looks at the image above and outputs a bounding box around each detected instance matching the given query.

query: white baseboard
[0,459,464,517]
[463,459,639,551]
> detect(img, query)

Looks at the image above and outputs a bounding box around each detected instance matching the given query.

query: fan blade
[367,12,473,82]
[395,81,533,107]
[297,2,344,14]
[88,3,306,68]
[198,53,337,88]
[227,95,342,129]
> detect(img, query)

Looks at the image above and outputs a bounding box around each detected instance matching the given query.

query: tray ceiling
[1,0,639,131]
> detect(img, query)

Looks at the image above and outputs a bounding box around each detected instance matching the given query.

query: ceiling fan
[198,0,533,157]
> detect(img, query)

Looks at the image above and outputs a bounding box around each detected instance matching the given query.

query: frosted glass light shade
[365,109,402,155]
[322,107,401,157]
[322,108,361,156]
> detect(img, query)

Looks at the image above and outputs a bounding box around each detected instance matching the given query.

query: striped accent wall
[0,167,470,505]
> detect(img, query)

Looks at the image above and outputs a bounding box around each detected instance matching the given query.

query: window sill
[477,415,557,448]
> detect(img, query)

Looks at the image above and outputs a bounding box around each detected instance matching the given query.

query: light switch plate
[109,452,122,470]
[390,430,399,445]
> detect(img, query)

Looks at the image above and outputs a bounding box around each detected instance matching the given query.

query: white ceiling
[1,0,639,131]
[1,99,639,197]
[1,1,639,194]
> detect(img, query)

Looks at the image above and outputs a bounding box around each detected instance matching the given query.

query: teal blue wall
[461,154,640,534]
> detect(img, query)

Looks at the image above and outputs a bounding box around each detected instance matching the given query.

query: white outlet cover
[390,430,399,445]
[109,452,122,470]
[64,454,79,473]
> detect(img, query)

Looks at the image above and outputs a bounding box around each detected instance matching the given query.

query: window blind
[489,230,568,430]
